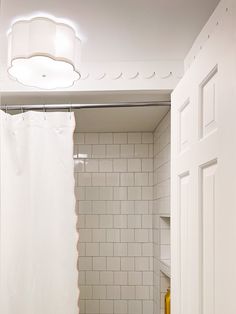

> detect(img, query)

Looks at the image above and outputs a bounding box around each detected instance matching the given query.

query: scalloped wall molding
[79,70,181,81]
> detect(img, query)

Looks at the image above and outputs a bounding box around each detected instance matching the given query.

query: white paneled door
[171,2,236,314]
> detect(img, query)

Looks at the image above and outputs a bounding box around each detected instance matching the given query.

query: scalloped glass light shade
[8,17,81,89]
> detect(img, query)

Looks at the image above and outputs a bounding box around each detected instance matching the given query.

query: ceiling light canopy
[8,17,81,89]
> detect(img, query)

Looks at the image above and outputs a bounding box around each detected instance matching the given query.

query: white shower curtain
[0,110,78,314]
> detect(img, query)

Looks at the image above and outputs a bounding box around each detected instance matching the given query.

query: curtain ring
[5,105,8,120]
[21,106,24,120]
[44,105,46,120]
[68,104,72,120]
[70,105,72,120]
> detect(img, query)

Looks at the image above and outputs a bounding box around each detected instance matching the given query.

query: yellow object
[165,288,171,314]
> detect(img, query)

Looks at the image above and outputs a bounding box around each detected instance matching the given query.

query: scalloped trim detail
[77,70,181,81]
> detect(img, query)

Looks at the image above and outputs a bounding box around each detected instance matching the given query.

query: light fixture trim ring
[8,55,81,90]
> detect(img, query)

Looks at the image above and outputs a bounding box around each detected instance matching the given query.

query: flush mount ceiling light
[7,17,81,89]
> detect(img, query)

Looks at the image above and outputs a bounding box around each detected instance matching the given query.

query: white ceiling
[1,0,219,62]
[0,0,219,132]
[74,106,169,132]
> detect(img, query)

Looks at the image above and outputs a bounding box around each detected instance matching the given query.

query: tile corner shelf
[160,214,171,219]
[160,259,171,278]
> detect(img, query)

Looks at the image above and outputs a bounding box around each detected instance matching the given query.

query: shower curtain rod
[0,101,170,111]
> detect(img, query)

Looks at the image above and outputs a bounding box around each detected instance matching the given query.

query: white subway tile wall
[153,112,171,314]
[75,132,154,314]
[74,119,170,314]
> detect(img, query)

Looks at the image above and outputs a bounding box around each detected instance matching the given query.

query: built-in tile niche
[160,216,170,274]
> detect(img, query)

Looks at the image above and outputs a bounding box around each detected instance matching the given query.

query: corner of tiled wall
[153,110,171,314]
